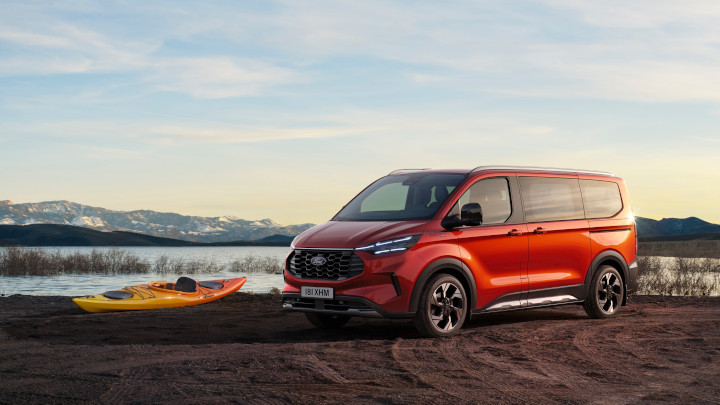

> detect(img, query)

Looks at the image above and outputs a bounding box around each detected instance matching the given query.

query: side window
[580,179,622,218]
[454,177,512,225]
[519,177,584,222]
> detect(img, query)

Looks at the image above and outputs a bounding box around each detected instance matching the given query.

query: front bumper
[282,293,414,319]
[283,249,427,316]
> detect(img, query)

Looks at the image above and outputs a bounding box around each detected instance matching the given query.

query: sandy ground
[1,293,719,404]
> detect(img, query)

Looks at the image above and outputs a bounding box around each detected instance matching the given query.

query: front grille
[287,250,364,280]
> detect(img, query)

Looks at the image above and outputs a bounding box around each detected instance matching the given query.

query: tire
[305,312,351,329]
[413,274,468,338]
[583,265,625,319]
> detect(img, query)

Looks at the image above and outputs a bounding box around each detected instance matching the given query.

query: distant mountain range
[635,216,720,238]
[0,200,314,243]
[0,224,295,247]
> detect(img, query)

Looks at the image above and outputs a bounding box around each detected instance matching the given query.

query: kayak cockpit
[102,290,134,300]
[149,276,197,294]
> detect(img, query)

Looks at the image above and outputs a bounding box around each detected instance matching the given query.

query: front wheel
[305,313,351,329]
[413,274,468,338]
[583,265,625,319]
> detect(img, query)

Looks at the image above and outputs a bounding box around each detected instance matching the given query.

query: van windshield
[333,173,467,221]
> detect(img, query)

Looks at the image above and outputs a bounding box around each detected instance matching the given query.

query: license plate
[301,286,334,299]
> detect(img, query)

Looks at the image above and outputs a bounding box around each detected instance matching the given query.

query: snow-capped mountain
[0,200,314,243]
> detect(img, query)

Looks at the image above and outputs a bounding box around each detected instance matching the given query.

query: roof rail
[388,168,431,175]
[469,165,616,177]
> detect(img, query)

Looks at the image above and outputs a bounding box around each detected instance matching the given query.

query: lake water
[0,246,290,296]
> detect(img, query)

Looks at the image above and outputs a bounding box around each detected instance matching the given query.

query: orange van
[283,166,638,337]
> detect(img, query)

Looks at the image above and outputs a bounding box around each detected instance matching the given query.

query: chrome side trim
[526,295,578,306]
[486,295,589,310]
[589,228,631,234]
[293,247,355,251]
[486,299,524,311]
[478,284,585,313]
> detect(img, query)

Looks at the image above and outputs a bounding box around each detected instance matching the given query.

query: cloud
[0,6,298,98]
[2,107,562,150]
[540,0,720,29]
[0,19,153,75]
[0,29,72,48]
[268,1,720,103]
[3,0,720,104]
[149,123,386,143]
[520,51,720,102]
[405,72,450,84]
[2,117,384,145]
[0,24,298,98]
[80,145,150,160]
[149,57,298,99]
[691,136,720,145]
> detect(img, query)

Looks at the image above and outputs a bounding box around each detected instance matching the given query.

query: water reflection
[0,272,284,296]
[0,246,289,296]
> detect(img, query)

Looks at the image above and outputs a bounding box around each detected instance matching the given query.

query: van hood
[292,220,429,249]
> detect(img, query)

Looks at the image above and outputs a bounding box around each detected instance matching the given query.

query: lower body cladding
[627,260,639,294]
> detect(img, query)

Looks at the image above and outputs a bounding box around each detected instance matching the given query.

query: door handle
[508,229,523,236]
[534,227,547,235]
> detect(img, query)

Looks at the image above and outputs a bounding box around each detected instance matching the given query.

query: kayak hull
[72,277,247,313]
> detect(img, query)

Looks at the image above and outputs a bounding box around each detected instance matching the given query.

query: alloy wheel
[597,272,622,314]
[428,282,465,332]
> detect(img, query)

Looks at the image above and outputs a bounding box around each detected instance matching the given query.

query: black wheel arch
[582,250,630,305]
[408,258,477,314]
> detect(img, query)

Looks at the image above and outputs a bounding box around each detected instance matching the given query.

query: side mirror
[441,203,483,229]
[460,203,483,226]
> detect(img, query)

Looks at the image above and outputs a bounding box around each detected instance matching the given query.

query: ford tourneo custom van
[282,166,638,337]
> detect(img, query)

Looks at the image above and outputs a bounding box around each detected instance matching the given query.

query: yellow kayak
[72,276,247,313]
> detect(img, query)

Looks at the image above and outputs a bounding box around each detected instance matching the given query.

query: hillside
[636,216,720,237]
[0,200,313,243]
[0,224,294,247]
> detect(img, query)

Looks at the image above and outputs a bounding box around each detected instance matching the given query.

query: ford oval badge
[310,256,327,266]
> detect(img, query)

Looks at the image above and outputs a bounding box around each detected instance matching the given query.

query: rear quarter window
[519,177,584,222]
[580,179,623,218]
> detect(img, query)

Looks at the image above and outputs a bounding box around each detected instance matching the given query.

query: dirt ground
[0,293,719,404]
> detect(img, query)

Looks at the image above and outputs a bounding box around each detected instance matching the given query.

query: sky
[1,0,719,225]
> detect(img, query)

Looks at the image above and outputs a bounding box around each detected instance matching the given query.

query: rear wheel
[305,313,351,329]
[584,265,624,319]
[413,274,468,338]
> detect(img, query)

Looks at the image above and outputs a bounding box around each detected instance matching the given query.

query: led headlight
[355,235,421,255]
